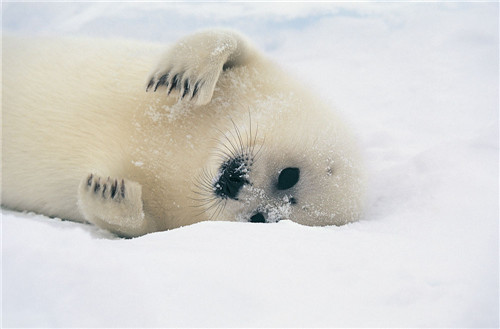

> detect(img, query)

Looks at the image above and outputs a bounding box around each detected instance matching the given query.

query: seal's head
[194,103,365,227]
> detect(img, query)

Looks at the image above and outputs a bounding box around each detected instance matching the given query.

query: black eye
[277,167,300,190]
[214,157,249,200]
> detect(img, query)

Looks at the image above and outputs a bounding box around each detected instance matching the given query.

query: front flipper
[146,29,254,105]
[78,174,150,237]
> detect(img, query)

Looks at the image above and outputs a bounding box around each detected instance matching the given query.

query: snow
[2,2,499,327]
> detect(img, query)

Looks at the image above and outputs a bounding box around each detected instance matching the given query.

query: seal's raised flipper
[78,174,150,237]
[146,29,255,105]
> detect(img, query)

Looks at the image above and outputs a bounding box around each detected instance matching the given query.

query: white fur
[2,30,364,237]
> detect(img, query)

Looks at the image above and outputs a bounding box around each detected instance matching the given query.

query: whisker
[190,200,217,209]
[218,127,239,158]
[254,135,265,162]
[230,117,245,156]
[217,134,239,160]
[225,128,241,157]
[208,202,224,221]
[208,203,220,221]
[216,147,236,161]
[191,111,260,221]
[251,122,259,156]
[190,195,216,202]
[245,111,251,156]
[212,200,226,220]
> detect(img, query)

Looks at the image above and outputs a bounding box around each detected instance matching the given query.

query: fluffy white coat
[2,30,364,237]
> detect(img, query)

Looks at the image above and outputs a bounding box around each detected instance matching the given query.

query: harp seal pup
[2,29,364,237]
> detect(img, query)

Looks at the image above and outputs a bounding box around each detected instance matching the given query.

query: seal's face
[213,153,300,223]
[194,115,364,227]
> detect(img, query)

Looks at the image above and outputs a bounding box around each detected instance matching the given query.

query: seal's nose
[249,212,266,223]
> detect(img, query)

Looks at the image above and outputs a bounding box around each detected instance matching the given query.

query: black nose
[249,212,266,223]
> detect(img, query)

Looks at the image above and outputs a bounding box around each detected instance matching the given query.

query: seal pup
[2,29,364,237]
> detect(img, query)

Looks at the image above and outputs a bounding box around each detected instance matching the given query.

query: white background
[2,2,499,327]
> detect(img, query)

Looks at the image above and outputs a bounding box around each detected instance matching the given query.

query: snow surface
[2,2,499,327]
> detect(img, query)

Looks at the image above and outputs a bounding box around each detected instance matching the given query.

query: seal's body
[2,30,364,237]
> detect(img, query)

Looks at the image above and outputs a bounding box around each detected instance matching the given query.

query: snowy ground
[2,2,499,328]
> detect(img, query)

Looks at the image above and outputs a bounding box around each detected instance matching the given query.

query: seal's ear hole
[277,167,300,190]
